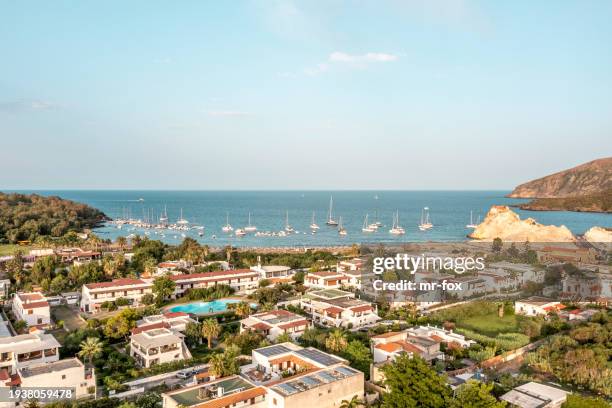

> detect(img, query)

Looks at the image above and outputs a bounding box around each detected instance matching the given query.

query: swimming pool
[168,299,255,315]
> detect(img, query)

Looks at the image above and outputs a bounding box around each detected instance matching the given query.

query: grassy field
[459,313,519,337]
[0,244,31,256]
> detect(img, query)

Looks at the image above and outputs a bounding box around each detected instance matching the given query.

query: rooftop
[165,376,255,407]
[131,328,182,348]
[305,289,354,300]
[500,382,570,408]
[19,358,82,378]
[271,366,360,396]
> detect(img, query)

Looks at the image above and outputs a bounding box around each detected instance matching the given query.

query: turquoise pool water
[169,299,254,315]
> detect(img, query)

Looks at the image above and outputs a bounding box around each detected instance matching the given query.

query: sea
[13,191,612,248]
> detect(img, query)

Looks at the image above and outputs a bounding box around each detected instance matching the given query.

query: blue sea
[14,191,612,247]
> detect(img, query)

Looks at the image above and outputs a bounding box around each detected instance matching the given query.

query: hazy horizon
[1,1,611,190]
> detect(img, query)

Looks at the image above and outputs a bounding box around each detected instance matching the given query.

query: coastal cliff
[508,157,612,198]
[508,157,612,213]
[468,205,575,242]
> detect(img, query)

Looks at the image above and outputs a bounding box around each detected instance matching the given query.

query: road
[123,363,209,390]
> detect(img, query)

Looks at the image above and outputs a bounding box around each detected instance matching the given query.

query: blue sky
[1,0,611,190]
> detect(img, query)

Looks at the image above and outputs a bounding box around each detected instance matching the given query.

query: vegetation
[201,318,222,348]
[0,192,107,243]
[151,275,176,304]
[525,312,612,397]
[519,189,612,213]
[561,394,611,408]
[78,337,104,365]
[448,381,507,408]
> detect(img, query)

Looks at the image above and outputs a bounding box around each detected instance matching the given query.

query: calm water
[168,299,248,315]
[15,191,611,247]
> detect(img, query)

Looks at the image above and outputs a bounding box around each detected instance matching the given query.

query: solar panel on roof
[335,366,357,376]
[277,383,298,395]
[317,372,336,383]
[301,376,321,386]
[256,344,292,357]
[295,348,342,366]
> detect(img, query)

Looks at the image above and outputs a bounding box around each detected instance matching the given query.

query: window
[28,310,33,315]
[273,398,277,405]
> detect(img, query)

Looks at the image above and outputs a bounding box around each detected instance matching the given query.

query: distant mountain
[517,189,612,213]
[507,157,612,198]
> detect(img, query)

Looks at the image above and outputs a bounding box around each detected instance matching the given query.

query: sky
[1,0,611,190]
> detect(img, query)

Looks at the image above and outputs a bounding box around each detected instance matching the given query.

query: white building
[11,292,50,328]
[136,311,197,333]
[80,278,152,313]
[500,382,570,408]
[17,358,96,400]
[515,297,566,317]
[240,310,311,341]
[251,263,294,285]
[169,269,261,297]
[130,327,191,368]
[0,333,61,374]
[304,271,348,289]
[300,289,380,329]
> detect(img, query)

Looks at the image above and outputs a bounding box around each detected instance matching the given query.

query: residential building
[169,269,261,297]
[515,297,566,317]
[0,333,61,374]
[500,382,570,408]
[240,310,311,341]
[300,289,380,328]
[61,291,80,305]
[537,246,597,265]
[16,358,96,400]
[56,248,101,264]
[154,260,192,277]
[12,292,50,327]
[80,278,152,313]
[130,327,191,368]
[304,271,348,289]
[136,312,197,333]
[251,263,294,285]
[163,376,267,408]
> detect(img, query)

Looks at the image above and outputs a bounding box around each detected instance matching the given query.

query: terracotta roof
[85,278,146,290]
[350,305,372,313]
[543,304,566,312]
[375,343,402,353]
[250,322,273,331]
[396,340,425,355]
[278,319,310,330]
[170,269,255,281]
[324,306,343,314]
[21,301,49,309]
[16,293,45,302]
[131,322,170,334]
[193,386,266,408]
[163,311,189,318]
[429,335,445,343]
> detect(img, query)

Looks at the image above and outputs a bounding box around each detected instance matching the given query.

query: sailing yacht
[222,212,233,232]
[176,208,189,225]
[159,205,169,225]
[235,228,246,237]
[362,214,375,232]
[244,212,257,232]
[338,216,347,236]
[326,196,339,226]
[310,211,320,230]
[389,211,406,235]
[284,211,295,233]
[466,211,478,229]
[418,207,433,231]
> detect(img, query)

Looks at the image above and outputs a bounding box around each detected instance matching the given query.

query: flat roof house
[0,333,61,375]
[17,358,96,400]
[300,290,380,329]
[12,292,50,328]
[136,311,197,333]
[500,382,570,408]
[240,310,311,341]
[304,271,348,290]
[130,327,191,368]
[515,297,566,317]
[169,269,261,297]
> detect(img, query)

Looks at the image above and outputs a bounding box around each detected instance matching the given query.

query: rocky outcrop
[468,205,575,242]
[584,226,612,251]
[508,157,612,198]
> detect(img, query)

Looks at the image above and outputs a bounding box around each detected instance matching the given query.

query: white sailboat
[418,207,433,231]
[235,228,246,237]
[310,211,320,230]
[389,210,406,235]
[159,205,168,225]
[244,212,257,232]
[362,214,375,232]
[326,196,339,226]
[466,211,478,229]
[369,209,381,229]
[176,208,189,225]
[338,216,347,236]
[284,211,295,233]
[222,212,233,232]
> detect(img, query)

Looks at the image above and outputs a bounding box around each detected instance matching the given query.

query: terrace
[166,376,256,407]
[271,366,360,396]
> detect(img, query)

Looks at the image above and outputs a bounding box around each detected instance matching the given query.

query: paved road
[123,363,209,390]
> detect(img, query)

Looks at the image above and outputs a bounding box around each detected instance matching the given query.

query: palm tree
[325,329,347,353]
[78,337,103,365]
[235,302,251,319]
[116,236,127,251]
[340,395,364,408]
[201,318,221,348]
[208,353,226,378]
